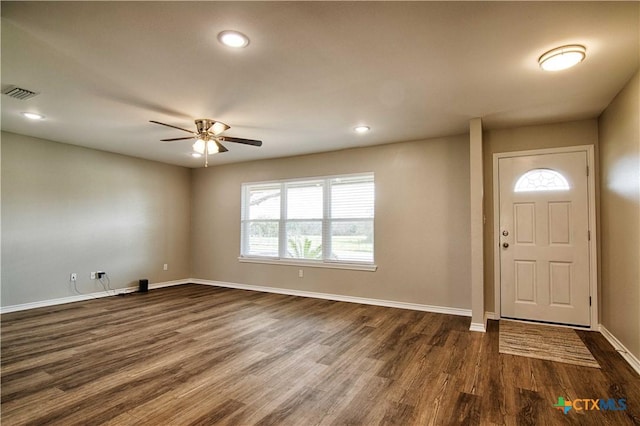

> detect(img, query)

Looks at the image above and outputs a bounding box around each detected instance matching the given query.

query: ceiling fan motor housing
[195,118,230,136]
[195,119,213,133]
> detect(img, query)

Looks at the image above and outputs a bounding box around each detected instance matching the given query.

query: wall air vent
[2,86,39,100]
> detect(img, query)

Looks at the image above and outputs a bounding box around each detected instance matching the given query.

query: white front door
[498,151,591,326]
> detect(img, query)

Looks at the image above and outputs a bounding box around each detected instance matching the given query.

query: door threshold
[500,317,591,330]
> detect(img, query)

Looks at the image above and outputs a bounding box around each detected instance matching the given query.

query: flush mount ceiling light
[538,45,586,71]
[21,112,45,120]
[217,30,250,48]
[354,126,370,133]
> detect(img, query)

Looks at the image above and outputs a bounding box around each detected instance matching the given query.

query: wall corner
[469,118,485,330]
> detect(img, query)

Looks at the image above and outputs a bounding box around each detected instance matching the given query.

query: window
[514,169,570,192]
[241,173,375,268]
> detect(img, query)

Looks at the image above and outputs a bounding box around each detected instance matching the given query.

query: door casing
[492,145,598,329]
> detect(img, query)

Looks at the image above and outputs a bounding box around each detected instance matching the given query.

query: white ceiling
[1,2,638,167]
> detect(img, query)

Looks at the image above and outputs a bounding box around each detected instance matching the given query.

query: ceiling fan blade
[219,136,262,147]
[211,121,230,135]
[150,120,196,134]
[161,136,195,142]
[214,140,229,153]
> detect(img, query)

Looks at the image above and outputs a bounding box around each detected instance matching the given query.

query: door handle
[503,242,509,248]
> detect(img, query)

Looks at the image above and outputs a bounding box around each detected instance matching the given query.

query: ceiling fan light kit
[192,139,218,155]
[151,118,262,168]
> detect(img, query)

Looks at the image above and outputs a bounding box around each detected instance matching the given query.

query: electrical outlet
[163,263,168,271]
[70,273,77,282]
[96,271,106,279]
[298,269,304,278]
[90,272,96,279]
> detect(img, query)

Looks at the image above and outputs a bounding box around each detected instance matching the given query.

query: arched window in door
[514,168,570,192]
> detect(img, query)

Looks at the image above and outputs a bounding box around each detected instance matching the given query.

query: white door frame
[493,145,598,329]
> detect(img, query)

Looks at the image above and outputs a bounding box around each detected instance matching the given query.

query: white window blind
[241,173,374,265]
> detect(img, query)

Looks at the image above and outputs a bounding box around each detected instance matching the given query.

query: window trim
[237,256,377,272]
[240,172,376,271]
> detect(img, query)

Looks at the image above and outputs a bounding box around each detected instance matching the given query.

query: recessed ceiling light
[354,126,370,133]
[191,152,202,158]
[218,30,250,48]
[538,45,586,71]
[21,112,45,120]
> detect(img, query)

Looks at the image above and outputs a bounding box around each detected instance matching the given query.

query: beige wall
[482,120,599,312]
[1,132,192,306]
[191,136,472,309]
[599,70,640,361]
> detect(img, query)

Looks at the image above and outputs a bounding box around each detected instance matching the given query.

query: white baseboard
[469,322,486,332]
[599,324,640,376]
[0,279,189,314]
[149,279,190,290]
[191,278,472,317]
[485,311,499,320]
[2,277,472,319]
[468,312,498,333]
[1,292,108,314]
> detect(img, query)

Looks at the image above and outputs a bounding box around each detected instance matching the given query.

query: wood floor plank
[2,284,639,425]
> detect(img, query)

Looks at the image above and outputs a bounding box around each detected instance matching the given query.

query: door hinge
[588,230,591,241]
[586,165,589,176]
[589,296,592,306]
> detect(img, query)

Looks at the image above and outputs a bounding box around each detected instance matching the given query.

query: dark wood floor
[1,284,639,425]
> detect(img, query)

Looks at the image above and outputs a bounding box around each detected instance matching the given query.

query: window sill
[238,257,377,272]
